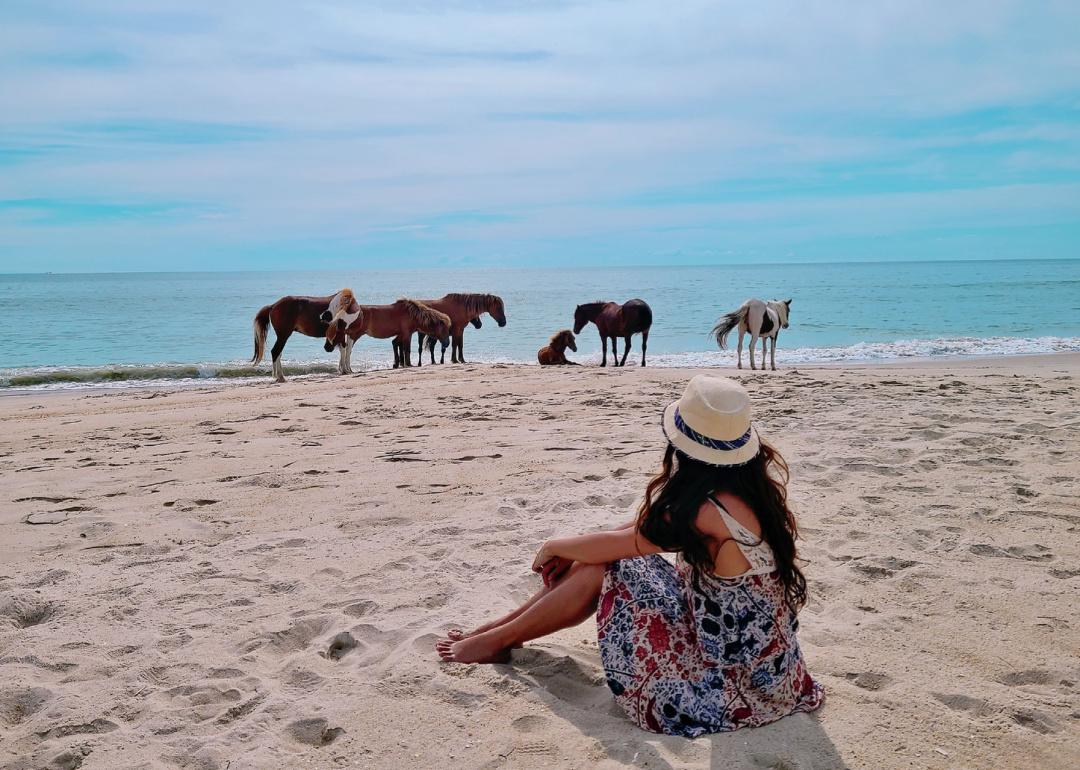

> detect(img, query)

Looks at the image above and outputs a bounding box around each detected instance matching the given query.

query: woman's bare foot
[436,631,513,664]
[446,627,522,648]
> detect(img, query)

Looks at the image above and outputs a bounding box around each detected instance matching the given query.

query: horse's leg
[599,332,607,367]
[392,339,400,369]
[403,336,413,367]
[345,337,355,374]
[610,336,620,367]
[736,329,744,369]
[749,333,758,370]
[439,340,447,364]
[770,335,777,371]
[456,331,466,364]
[416,333,424,367]
[269,327,292,383]
[619,335,631,367]
[337,341,348,375]
[640,329,648,367]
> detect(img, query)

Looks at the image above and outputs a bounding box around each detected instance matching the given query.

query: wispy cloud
[1,0,1079,271]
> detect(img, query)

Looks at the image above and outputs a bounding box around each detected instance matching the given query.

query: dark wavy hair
[635,440,808,611]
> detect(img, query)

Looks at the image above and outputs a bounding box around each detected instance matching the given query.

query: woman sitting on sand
[437,375,823,736]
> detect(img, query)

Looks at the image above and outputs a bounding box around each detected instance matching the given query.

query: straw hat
[661,375,761,466]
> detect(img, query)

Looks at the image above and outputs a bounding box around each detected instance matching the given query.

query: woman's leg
[437,562,607,664]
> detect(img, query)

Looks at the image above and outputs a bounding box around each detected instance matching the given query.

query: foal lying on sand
[537,330,579,365]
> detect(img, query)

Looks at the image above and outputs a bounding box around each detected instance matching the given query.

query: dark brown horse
[249,289,358,382]
[325,298,451,370]
[573,299,652,367]
[537,330,579,365]
[415,293,507,364]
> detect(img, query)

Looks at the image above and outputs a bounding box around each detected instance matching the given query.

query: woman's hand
[539,556,574,587]
[531,540,557,574]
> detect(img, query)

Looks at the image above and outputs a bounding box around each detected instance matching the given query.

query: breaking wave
[2,335,1078,391]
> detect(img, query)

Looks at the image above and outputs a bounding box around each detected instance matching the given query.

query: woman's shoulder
[696,493,762,539]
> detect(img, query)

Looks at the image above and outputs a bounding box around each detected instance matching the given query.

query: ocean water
[1,259,1078,390]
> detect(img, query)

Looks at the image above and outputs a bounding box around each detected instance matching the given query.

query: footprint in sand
[0,686,53,726]
[323,631,359,661]
[1011,708,1060,734]
[997,669,1056,687]
[286,717,345,746]
[0,594,59,628]
[933,692,997,717]
[969,543,1053,561]
[511,714,551,733]
[844,671,892,691]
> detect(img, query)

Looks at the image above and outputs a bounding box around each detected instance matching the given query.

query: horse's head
[470,317,483,329]
[573,304,590,335]
[561,330,577,352]
[489,296,507,328]
[780,299,792,328]
[325,307,362,351]
[429,315,452,347]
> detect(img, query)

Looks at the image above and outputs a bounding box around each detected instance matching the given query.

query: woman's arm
[533,526,663,571]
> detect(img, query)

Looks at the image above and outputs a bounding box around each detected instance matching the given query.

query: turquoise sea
[1,259,1078,390]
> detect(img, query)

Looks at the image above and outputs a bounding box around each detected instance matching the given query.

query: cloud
[1,0,1079,270]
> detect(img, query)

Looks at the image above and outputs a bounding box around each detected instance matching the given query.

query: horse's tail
[711,303,747,349]
[252,305,272,364]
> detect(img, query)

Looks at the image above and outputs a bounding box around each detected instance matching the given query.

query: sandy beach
[1,356,1078,770]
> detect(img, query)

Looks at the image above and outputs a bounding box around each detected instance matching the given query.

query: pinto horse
[537,330,579,365]
[712,298,791,370]
[252,289,358,382]
[325,298,451,371]
[415,293,507,364]
[573,299,653,367]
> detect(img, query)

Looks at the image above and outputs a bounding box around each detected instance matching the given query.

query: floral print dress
[596,498,824,736]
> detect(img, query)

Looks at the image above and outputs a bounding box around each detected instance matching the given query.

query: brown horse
[537,330,579,365]
[415,293,507,364]
[573,299,653,367]
[325,298,451,371]
[252,292,341,382]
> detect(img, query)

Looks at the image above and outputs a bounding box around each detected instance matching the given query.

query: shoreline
[3,350,1078,399]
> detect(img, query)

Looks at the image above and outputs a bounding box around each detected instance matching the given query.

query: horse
[537,329,579,365]
[573,299,653,367]
[415,293,507,365]
[712,298,791,371]
[252,289,357,382]
[325,298,451,372]
[423,316,481,363]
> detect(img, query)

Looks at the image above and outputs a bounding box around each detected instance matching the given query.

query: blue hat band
[673,407,753,451]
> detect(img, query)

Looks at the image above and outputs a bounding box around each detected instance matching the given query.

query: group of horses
[537,298,654,367]
[251,290,506,382]
[536,297,791,371]
[250,290,792,381]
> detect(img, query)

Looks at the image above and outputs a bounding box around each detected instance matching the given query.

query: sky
[1,0,1079,272]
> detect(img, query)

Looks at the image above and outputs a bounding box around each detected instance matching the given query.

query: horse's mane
[398,298,451,328]
[575,300,610,316]
[444,292,503,315]
[549,329,574,347]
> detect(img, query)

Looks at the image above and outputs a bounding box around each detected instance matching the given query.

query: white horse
[320,289,362,375]
[712,298,792,370]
